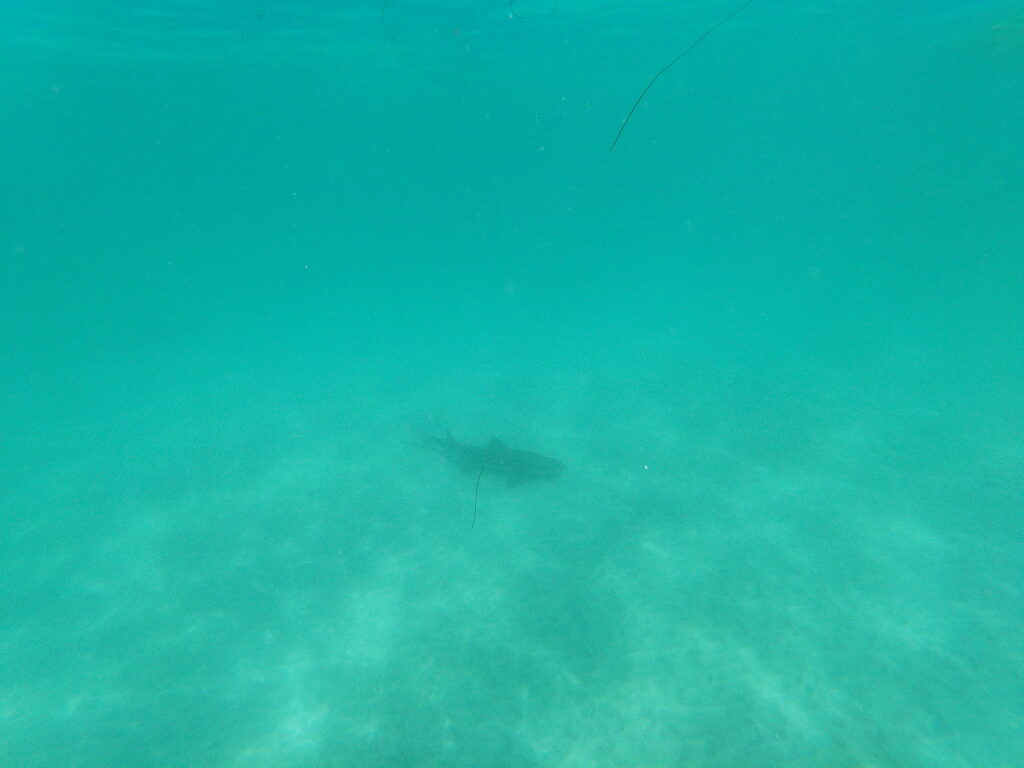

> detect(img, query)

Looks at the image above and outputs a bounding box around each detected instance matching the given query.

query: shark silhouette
[419,431,565,488]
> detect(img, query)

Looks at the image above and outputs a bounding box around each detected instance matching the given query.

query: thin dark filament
[471,460,488,530]
[610,0,756,150]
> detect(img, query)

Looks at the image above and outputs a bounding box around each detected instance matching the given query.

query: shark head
[487,437,566,486]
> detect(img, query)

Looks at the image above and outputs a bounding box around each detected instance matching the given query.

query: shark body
[420,431,565,487]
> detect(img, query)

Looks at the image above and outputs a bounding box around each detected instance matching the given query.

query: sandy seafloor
[2,1,1023,766]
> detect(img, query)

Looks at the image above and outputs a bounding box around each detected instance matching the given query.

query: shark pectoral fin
[506,475,527,488]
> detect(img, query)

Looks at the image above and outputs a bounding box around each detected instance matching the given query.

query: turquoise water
[2,1,1022,765]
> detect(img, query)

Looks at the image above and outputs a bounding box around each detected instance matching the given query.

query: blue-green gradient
[2,1,1022,766]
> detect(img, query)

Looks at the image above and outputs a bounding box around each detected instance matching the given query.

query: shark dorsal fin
[488,437,505,451]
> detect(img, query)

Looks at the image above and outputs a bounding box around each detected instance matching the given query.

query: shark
[419,431,566,488]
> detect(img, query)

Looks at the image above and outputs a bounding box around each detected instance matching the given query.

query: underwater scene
[1,0,1022,765]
